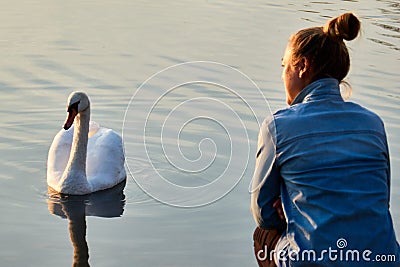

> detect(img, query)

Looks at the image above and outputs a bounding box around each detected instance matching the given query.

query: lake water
[0,1,399,266]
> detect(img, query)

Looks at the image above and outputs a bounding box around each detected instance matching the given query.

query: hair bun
[323,13,360,41]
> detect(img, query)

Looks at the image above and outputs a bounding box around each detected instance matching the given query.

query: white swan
[47,91,126,195]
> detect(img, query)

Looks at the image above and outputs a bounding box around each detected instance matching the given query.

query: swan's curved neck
[68,109,90,173]
[60,107,91,194]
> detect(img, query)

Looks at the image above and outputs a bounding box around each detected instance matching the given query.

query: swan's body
[47,92,126,195]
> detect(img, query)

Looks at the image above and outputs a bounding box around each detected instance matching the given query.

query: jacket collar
[291,78,342,106]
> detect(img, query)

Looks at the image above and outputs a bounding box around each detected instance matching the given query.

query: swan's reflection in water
[47,180,126,267]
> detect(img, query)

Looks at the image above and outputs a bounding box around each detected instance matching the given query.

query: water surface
[0,1,399,266]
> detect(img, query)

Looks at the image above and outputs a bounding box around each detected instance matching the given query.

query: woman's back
[274,78,399,265]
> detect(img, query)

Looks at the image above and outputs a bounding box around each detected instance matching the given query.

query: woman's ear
[298,57,311,79]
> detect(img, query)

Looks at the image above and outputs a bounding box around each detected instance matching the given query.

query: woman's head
[282,13,361,105]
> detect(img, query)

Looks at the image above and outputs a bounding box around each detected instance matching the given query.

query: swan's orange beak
[63,109,78,130]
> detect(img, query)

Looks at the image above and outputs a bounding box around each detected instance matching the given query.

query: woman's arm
[250,116,286,229]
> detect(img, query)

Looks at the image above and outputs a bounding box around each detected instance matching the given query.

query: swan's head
[63,91,90,130]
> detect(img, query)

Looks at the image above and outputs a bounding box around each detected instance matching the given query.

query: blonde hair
[289,13,361,83]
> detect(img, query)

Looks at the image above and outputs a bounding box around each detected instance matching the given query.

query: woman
[251,13,400,266]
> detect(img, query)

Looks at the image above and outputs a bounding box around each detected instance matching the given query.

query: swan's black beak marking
[67,101,80,113]
[63,101,80,130]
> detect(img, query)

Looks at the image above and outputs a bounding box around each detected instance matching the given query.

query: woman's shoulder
[273,100,384,122]
[271,103,306,123]
[270,99,386,135]
[343,101,385,128]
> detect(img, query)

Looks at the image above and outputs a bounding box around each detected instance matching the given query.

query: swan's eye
[67,101,80,113]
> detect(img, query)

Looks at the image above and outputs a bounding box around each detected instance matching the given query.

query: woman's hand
[273,198,285,221]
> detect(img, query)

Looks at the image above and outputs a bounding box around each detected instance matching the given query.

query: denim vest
[251,78,400,266]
